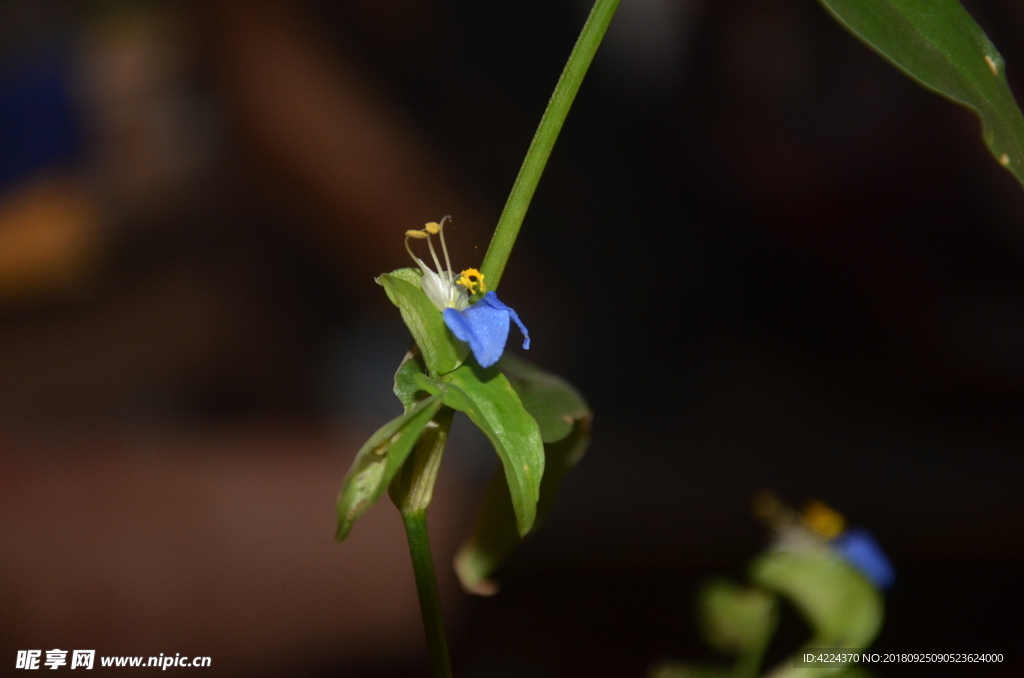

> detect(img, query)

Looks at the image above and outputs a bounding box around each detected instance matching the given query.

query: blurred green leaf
[697,578,778,659]
[378,268,468,376]
[497,353,590,443]
[750,548,883,652]
[415,364,544,536]
[454,416,591,594]
[394,347,429,411]
[817,0,1024,186]
[335,395,444,541]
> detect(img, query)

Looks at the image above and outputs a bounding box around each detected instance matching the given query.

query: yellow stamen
[457,268,486,295]
[404,229,431,270]
[424,221,441,235]
[801,500,846,539]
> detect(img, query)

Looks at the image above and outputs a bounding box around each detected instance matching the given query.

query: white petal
[418,265,449,311]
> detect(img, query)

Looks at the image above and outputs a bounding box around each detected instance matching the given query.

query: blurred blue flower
[444,291,530,368]
[831,528,895,590]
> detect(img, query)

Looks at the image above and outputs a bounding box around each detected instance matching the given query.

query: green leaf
[414,364,544,536]
[394,347,429,411]
[697,578,778,658]
[388,407,454,513]
[454,357,591,593]
[690,578,778,678]
[749,549,883,651]
[817,0,1024,186]
[385,266,423,287]
[377,268,468,376]
[496,353,590,443]
[335,395,444,541]
[454,416,590,595]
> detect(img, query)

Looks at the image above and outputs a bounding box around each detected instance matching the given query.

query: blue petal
[443,291,530,368]
[477,291,530,349]
[444,302,509,367]
[831,528,895,590]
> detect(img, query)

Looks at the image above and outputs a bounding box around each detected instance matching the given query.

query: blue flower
[403,217,530,367]
[796,499,895,591]
[444,291,530,367]
[831,528,895,590]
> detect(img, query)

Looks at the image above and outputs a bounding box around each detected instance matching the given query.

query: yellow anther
[406,229,428,239]
[801,500,846,539]
[457,268,486,294]
[424,221,441,235]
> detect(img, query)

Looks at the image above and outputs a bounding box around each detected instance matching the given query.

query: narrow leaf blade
[378,268,468,376]
[415,365,545,536]
[455,357,591,592]
[818,0,1024,186]
[335,395,444,541]
[454,416,590,594]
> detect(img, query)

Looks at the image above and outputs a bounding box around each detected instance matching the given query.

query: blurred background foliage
[0,0,1021,676]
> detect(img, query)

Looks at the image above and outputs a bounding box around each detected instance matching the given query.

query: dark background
[0,0,1020,676]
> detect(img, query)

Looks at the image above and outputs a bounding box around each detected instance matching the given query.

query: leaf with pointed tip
[414,364,544,536]
[818,0,1024,187]
[454,356,590,593]
[335,394,444,541]
[454,416,590,594]
[377,268,468,376]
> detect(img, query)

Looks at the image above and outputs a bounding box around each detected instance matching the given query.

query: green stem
[480,0,621,290]
[402,509,454,678]
[391,6,622,674]
[390,408,454,677]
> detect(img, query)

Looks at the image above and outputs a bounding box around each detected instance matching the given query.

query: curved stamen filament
[424,232,445,281]
[402,218,473,310]
[436,216,454,284]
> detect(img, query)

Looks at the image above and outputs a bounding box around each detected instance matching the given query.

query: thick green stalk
[480,0,621,290]
[402,509,453,678]
[391,408,454,678]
